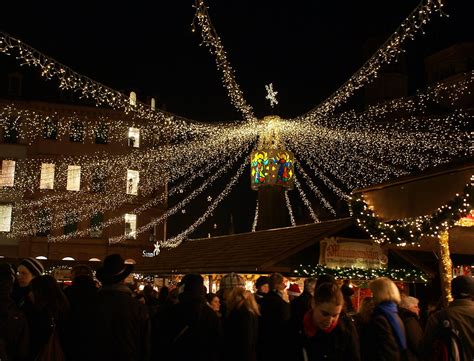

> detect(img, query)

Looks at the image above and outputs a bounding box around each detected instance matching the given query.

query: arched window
[62,257,75,261]
[124,258,136,265]
[89,258,101,262]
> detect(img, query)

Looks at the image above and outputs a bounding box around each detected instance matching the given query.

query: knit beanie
[19,257,44,277]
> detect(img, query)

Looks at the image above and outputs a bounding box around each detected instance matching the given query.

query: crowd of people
[0,254,473,361]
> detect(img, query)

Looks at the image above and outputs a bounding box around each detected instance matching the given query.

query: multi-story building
[0,73,167,263]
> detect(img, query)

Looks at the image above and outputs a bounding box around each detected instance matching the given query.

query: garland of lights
[293,175,319,223]
[162,161,248,248]
[284,190,296,226]
[192,0,255,122]
[350,182,472,245]
[295,162,336,216]
[298,0,446,119]
[294,264,429,283]
[251,199,259,232]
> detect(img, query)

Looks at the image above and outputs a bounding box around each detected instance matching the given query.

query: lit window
[40,163,55,190]
[128,127,140,148]
[36,256,48,260]
[129,91,137,106]
[89,258,101,262]
[62,257,75,261]
[0,204,13,232]
[126,170,139,195]
[150,97,156,110]
[124,213,137,239]
[67,165,81,191]
[0,160,15,187]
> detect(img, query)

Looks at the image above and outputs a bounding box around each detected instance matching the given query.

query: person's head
[71,264,93,280]
[287,283,301,301]
[315,274,337,290]
[255,276,269,294]
[399,295,420,316]
[303,278,317,296]
[369,277,401,305]
[158,286,169,303]
[0,263,16,296]
[206,293,221,312]
[451,275,474,300]
[17,258,44,287]
[312,282,344,330]
[180,273,205,297]
[226,286,260,316]
[268,273,286,292]
[96,254,133,286]
[30,275,69,317]
[357,296,375,322]
[219,273,245,300]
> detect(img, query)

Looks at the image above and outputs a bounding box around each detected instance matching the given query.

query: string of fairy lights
[251,199,259,232]
[192,0,256,122]
[293,174,319,223]
[284,190,296,226]
[297,0,447,119]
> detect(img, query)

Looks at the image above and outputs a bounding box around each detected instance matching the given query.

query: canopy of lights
[0,0,471,250]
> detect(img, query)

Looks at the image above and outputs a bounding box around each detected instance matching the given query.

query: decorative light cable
[298,0,446,119]
[438,230,453,305]
[0,31,219,140]
[293,174,319,223]
[294,161,336,216]
[192,0,256,122]
[251,199,259,232]
[162,161,248,248]
[284,190,296,226]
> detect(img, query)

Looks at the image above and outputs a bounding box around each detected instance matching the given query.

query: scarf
[375,301,407,350]
[303,310,339,337]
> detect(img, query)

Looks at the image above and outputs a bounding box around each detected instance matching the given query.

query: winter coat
[257,290,291,361]
[289,291,313,361]
[0,296,29,361]
[421,298,474,361]
[91,284,151,361]
[63,276,98,361]
[398,308,422,361]
[364,312,407,361]
[223,306,258,361]
[155,293,222,361]
[303,311,361,361]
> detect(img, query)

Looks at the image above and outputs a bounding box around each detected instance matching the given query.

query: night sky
[1,1,473,236]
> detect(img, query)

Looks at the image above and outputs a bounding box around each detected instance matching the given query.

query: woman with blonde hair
[223,286,260,361]
[364,277,407,361]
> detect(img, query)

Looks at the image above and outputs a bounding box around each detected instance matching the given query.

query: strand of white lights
[0,32,217,141]
[14,141,253,237]
[251,199,259,232]
[284,191,296,226]
[192,0,256,122]
[157,161,248,248]
[294,175,319,223]
[298,0,446,119]
[295,162,336,216]
[47,145,252,242]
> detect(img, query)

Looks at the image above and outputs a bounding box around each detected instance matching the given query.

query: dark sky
[2,0,472,122]
[1,1,472,236]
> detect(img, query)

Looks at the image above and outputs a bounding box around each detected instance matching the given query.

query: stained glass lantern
[250,149,294,190]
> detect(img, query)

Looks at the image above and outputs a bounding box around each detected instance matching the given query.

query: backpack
[432,312,464,361]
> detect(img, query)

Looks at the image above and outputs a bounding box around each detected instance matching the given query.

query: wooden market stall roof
[135,218,355,275]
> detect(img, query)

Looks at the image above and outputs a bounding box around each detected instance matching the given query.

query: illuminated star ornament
[207,196,212,202]
[153,242,161,256]
[265,83,278,108]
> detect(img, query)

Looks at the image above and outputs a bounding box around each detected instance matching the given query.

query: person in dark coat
[352,296,375,360]
[398,296,422,361]
[341,279,355,313]
[63,264,98,361]
[92,254,150,361]
[28,275,70,361]
[290,278,316,361]
[0,263,29,361]
[364,277,407,361]
[254,276,269,304]
[257,272,291,361]
[155,273,222,361]
[303,282,361,361]
[222,283,260,361]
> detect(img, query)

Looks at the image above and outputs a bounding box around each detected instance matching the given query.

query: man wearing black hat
[91,254,150,361]
[421,275,474,361]
[0,263,29,361]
